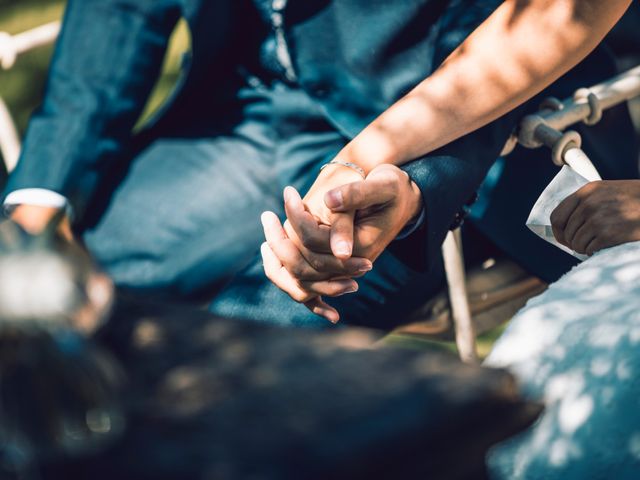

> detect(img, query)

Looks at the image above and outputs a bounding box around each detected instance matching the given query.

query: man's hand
[321,164,423,261]
[4,204,113,334]
[551,180,640,256]
[260,164,423,323]
[10,204,73,241]
[298,160,369,259]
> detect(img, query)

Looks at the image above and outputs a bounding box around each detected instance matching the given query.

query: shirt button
[272,0,287,11]
[247,76,262,88]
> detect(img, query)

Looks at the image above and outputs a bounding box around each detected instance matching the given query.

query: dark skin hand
[550,180,640,256]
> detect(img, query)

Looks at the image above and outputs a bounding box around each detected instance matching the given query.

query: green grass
[0,0,189,136]
[384,321,509,361]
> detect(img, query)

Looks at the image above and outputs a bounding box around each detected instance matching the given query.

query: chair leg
[0,96,20,173]
[442,229,478,364]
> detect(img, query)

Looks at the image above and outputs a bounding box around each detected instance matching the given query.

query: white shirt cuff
[4,188,71,217]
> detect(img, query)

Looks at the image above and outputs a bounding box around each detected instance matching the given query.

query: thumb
[324,177,395,213]
[329,210,355,260]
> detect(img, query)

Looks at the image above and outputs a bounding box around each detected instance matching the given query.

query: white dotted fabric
[486,241,640,479]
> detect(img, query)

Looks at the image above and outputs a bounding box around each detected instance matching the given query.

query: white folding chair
[445,65,640,363]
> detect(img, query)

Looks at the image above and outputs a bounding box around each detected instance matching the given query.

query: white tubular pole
[0,22,61,70]
[502,65,640,157]
[11,22,61,53]
[0,22,61,171]
[544,65,640,132]
[0,96,20,172]
[563,147,601,182]
[442,230,478,364]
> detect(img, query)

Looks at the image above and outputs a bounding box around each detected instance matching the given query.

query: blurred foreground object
[0,218,123,478]
[0,219,542,479]
[38,295,541,480]
[487,241,640,479]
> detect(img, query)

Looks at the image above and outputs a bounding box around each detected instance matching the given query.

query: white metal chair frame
[0,22,60,172]
[449,64,640,363]
[2,23,640,364]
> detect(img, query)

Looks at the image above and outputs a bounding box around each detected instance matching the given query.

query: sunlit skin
[262,0,633,322]
[551,180,640,256]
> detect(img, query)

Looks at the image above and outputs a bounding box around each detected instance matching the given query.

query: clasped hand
[260,163,422,324]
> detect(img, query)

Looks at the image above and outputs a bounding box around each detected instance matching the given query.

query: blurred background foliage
[0,0,190,135]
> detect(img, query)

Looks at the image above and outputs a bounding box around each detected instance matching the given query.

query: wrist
[320,160,366,179]
[340,128,405,174]
[314,160,366,187]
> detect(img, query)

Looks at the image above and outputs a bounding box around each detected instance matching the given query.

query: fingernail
[326,312,340,324]
[337,285,358,296]
[357,262,373,273]
[325,190,343,209]
[283,186,293,203]
[335,240,351,257]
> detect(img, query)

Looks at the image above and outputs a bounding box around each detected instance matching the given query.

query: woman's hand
[260,164,423,323]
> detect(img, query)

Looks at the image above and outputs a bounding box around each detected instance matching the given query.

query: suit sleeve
[3,0,181,219]
[396,107,522,272]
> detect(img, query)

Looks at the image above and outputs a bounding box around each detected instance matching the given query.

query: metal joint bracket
[539,96,564,113]
[517,113,582,166]
[574,88,603,126]
[550,129,582,167]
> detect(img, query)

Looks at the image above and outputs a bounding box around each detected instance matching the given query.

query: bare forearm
[345,0,632,171]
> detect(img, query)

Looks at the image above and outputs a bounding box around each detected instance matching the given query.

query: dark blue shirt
[252,0,297,83]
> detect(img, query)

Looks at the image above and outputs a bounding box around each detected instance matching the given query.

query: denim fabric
[210,243,444,329]
[83,83,345,295]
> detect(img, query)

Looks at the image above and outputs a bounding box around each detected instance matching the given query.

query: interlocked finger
[262,236,358,299]
[283,220,372,277]
[262,211,327,281]
[261,242,348,324]
[263,211,370,280]
[260,242,314,303]
[283,186,332,252]
[300,277,358,297]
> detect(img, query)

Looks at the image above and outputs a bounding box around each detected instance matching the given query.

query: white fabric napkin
[526,165,590,260]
